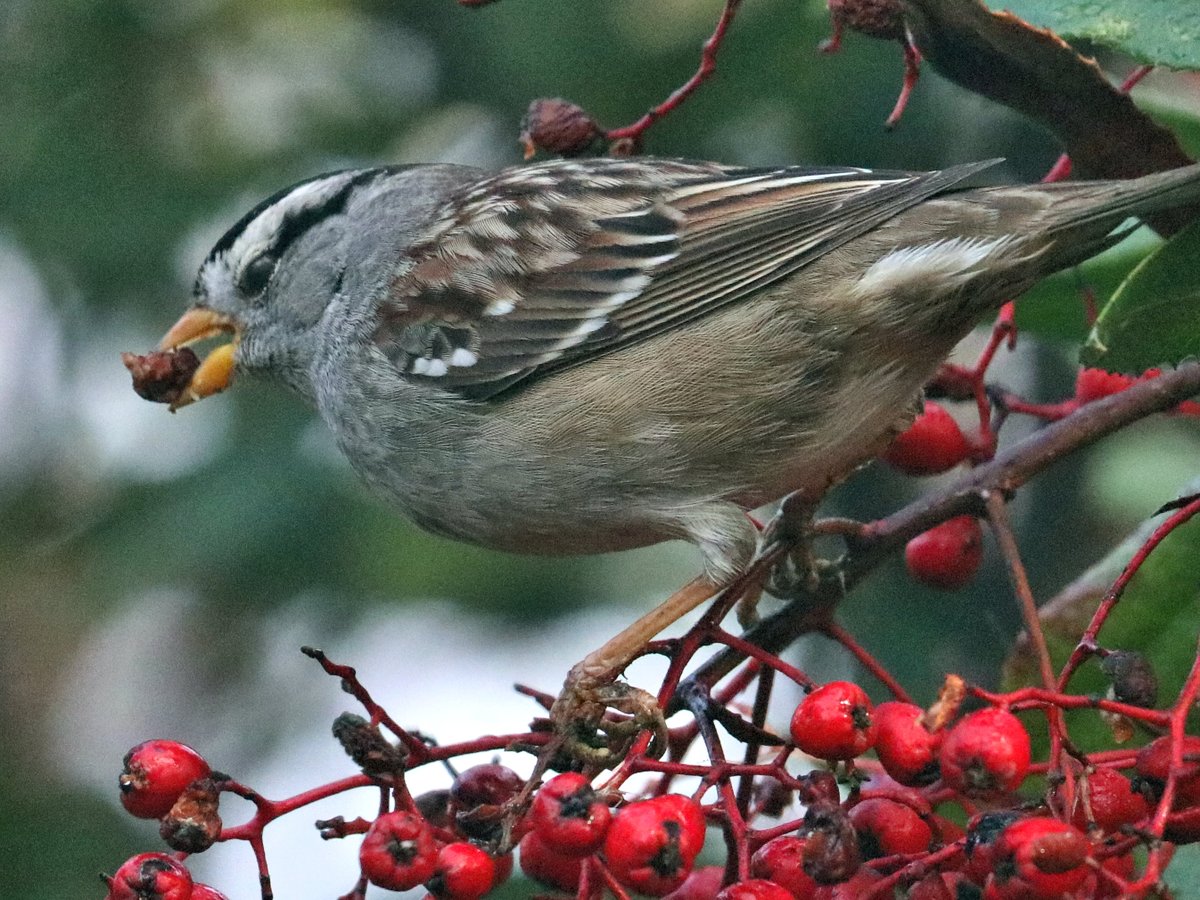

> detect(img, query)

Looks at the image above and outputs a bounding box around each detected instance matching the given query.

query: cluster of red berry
[105,673,1197,900]
[882,365,1200,593]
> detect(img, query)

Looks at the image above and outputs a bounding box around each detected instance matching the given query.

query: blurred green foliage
[2,1,1199,896]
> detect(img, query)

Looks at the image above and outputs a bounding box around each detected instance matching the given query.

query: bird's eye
[239,253,277,296]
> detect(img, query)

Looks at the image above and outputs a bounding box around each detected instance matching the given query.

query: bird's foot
[761,491,852,601]
[549,664,668,766]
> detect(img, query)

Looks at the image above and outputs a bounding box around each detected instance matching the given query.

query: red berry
[904,516,983,590]
[1135,735,1200,842]
[664,866,726,900]
[905,872,956,900]
[810,868,882,899]
[1074,368,1136,403]
[428,842,497,900]
[963,810,1023,886]
[604,797,704,896]
[359,811,438,891]
[1135,735,1200,805]
[119,740,211,820]
[717,879,794,900]
[790,681,877,761]
[992,816,1090,899]
[848,797,933,858]
[1070,768,1149,833]
[450,763,524,841]
[190,887,230,900]
[939,708,1030,798]
[884,402,972,475]
[1094,851,1135,898]
[750,836,819,898]
[105,853,193,900]
[651,794,708,860]
[450,764,523,808]
[872,701,940,786]
[519,831,584,892]
[530,772,612,856]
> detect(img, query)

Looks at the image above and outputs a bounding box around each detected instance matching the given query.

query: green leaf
[1002,0,1200,70]
[1015,228,1160,344]
[1080,219,1200,373]
[1003,485,1200,755]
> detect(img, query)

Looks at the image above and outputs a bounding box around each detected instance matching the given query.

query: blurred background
[3,1,1199,896]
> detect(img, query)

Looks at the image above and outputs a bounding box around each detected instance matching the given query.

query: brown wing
[374,157,1000,399]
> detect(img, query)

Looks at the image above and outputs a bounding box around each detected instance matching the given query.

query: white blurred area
[0,236,231,486]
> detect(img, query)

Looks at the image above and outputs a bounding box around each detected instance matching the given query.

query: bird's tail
[1040,163,1200,250]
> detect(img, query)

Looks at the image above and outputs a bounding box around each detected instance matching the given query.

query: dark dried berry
[1101,651,1158,709]
[829,0,905,42]
[160,777,222,853]
[802,801,861,884]
[121,348,200,405]
[332,712,406,775]
[520,98,601,158]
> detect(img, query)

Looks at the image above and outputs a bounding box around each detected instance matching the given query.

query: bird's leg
[765,490,826,598]
[549,574,726,763]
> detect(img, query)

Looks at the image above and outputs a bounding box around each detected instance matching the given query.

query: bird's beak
[158,308,240,410]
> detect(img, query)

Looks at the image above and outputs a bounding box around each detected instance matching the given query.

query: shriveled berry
[664,866,725,900]
[848,797,933,858]
[604,797,703,896]
[872,701,940,785]
[530,771,612,856]
[905,516,983,590]
[750,835,819,898]
[119,740,211,820]
[359,811,438,891]
[939,708,1030,798]
[717,879,794,900]
[791,681,877,761]
[1100,651,1159,709]
[1070,768,1149,833]
[428,842,497,900]
[159,777,222,853]
[520,98,601,158]
[519,831,584,892]
[884,402,972,475]
[332,712,406,775]
[803,802,861,885]
[121,349,202,406]
[104,853,193,900]
[827,0,905,41]
[993,816,1090,899]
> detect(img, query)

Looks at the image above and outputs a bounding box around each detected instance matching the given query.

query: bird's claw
[549,669,668,766]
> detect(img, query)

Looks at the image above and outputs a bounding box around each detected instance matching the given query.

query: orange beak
[158,308,240,411]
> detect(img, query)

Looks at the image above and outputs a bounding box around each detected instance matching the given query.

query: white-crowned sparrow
[131,157,1200,718]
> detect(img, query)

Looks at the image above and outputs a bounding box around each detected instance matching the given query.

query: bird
[141,156,1200,725]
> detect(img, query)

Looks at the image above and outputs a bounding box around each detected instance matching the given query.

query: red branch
[604,0,743,149]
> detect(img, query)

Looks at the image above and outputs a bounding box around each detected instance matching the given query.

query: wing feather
[374,158,1000,399]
